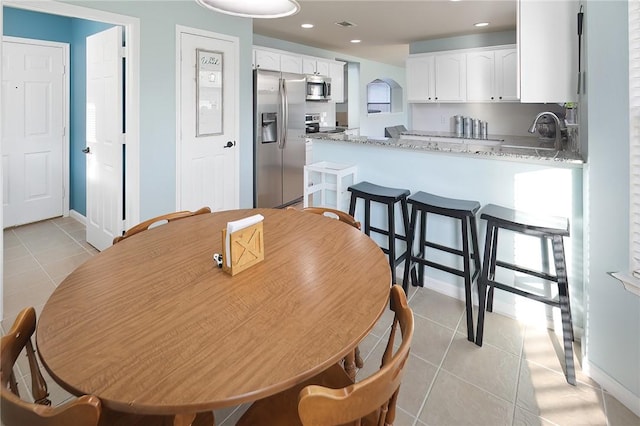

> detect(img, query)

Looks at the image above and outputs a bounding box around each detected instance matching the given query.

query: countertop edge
[306,134,584,168]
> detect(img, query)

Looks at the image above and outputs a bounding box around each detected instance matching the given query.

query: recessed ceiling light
[301,23,314,29]
[350,39,361,44]
[474,22,490,27]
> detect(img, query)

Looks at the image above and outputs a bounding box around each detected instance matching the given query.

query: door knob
[224,141,236,148]
[82,147,91,154]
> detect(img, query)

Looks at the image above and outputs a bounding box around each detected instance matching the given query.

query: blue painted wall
[3,7,113,216]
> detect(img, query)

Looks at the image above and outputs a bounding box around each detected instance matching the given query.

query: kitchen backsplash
[410,103,565,137]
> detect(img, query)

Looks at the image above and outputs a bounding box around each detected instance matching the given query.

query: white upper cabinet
[494,48,518,101]
[254,48,280,71]
[406,55,435,102]
[466,47,518,102]
[303,57,330,76]
[434,52,466,102]
[466,51,494,101]
[329,61,345,103]
[280,53,303,74]
[519,0,578,103]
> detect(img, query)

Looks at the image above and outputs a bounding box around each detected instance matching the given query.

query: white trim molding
[582,356,640,418]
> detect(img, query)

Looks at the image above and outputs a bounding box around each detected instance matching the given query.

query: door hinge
[120,46,127,58]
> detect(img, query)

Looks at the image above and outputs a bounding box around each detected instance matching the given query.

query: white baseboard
[69,210,86,225]
[582,357,640,418]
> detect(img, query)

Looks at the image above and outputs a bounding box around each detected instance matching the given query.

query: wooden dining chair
[113,206,211,244]
[1,307,214,426]
[288,206,364,378]
[296,206,362,230]
[1,307,102,426]
[237,284,414,426]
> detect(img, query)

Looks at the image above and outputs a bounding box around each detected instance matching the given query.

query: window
[631,0,640,275]
[617,0,640,295]
[367,80,391,113]
[365,78,403,114]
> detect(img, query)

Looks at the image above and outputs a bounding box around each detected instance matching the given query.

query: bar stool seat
[476,204,575,385]
[403,191,481,342]
[348,181,410,286]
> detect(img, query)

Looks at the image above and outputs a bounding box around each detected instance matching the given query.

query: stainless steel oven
[305,113,320,133]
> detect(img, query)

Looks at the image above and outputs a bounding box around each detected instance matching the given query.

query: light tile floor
[3,217,639,426]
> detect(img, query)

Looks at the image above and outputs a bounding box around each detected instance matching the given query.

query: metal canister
[472,118,481,139]
[454,115,463,136]
[481,121,488,139]
[463,117,472,138]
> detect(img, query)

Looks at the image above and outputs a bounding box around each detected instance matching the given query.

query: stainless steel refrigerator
[254,69,306,208]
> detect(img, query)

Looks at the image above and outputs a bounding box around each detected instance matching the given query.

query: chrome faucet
[528,111,564,151]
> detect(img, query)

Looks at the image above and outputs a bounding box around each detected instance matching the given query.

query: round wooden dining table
[36,208,391,424]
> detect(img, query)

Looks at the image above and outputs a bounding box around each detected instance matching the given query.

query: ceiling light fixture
[474,22,490,27]
[195,0,300,19]
[350,39,361,44]
[301,23,314,29]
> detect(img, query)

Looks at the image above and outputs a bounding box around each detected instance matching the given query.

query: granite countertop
[306,130,584,166]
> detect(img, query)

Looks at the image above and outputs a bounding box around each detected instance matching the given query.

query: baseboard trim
[69,210,86,225]
[582,357,640,418]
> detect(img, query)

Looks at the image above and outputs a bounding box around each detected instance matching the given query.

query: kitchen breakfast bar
[306,133,584,327]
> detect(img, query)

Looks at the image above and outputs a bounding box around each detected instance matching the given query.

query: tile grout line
[410,305,465,426]
[510,321,526,426]
[50,218,97,256]
[9,225,58,289]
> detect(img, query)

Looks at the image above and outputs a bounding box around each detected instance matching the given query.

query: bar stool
[476,204,575,385]
[402,191,481,342]
[348,181,410,286]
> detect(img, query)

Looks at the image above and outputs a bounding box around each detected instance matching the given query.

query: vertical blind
[630,0,640,277]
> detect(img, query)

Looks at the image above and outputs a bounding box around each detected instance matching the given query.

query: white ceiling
[252,0,517,67]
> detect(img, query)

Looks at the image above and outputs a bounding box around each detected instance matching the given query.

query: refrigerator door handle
[277,78,284,149]
[281,79,289,149]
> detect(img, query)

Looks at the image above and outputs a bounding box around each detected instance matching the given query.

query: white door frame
[175,25,240,210]
[2,35,70,221]
[2,0,141,228]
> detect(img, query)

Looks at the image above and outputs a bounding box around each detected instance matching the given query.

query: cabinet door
[466,51,495,102]
[302,57,316,74]
[254,49,280,71]
[494,48,518,101]
[406,56,435,102]
[280,53,302,74]
[435,53,466,101]
[329,61,345,103]
[519,0,578,103]
[315,60,330,77]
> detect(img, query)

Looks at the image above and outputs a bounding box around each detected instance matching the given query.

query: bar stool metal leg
[553,234,576,385]
[461,217,475,342]
[475,220,495,347]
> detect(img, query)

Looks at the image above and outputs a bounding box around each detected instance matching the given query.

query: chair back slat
[113,206,211,244]
[298,285,414,426]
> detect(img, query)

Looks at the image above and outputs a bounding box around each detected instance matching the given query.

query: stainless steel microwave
[306,75,331,101]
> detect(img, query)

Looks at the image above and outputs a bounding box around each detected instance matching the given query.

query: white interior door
[85,26,124,251]
[178,29,238,212]
[2,39,66,227]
